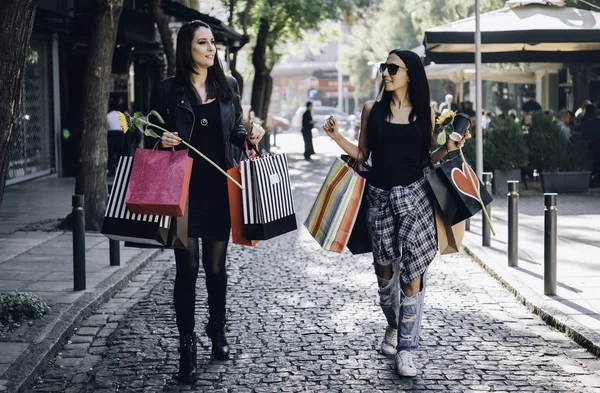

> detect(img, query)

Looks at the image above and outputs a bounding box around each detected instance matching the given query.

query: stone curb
[463,242,600,359]
[3,246,162,393]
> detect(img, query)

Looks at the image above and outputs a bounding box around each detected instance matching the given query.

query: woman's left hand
[247,122,266,145]
[447,129,471,152]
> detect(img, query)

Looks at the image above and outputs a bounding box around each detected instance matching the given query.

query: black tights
[174,237,229,335]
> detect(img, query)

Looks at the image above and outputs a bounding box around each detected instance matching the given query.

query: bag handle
[152,141,175,152]
[239,140,261,162]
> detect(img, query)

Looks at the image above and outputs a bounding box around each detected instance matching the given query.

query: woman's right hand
[323,116,341,140]
[161,131,181,149]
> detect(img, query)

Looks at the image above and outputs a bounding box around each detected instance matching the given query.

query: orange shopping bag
[227,144,259,246]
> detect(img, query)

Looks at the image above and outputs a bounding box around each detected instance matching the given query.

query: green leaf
[143,126,161,139]
[148,110,165,124]
[437,132,447,145]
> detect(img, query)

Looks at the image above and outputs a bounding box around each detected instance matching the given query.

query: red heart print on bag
[451,163,480,201]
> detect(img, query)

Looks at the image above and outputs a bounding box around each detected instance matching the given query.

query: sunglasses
[379,63,407,76]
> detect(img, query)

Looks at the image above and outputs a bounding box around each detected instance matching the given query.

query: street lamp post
[475,0,483,178]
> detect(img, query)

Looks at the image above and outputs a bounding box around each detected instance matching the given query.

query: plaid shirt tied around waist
[366,177,438,284]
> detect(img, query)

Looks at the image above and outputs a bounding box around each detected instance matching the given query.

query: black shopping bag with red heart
[425,155,493,226]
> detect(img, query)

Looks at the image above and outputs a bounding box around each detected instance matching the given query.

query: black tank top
[369,121,424,190]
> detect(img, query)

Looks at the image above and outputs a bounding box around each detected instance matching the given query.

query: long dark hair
[374,49,433,164]
[175,20,236,103]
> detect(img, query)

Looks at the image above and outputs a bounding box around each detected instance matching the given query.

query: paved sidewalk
[28,140,600,392]
[1,133,599,392]
[0,177,161,392]
[463,190,600,357]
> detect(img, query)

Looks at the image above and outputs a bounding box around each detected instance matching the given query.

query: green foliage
[561,130,595,172]
[526,112,567,172]
[241,0,370,70]
[484,116,528,170]
[340,0,506,101]
[460,128,477,168]
[404,0,505,43]
[0,291,50,325]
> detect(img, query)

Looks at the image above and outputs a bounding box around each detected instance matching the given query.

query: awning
[161,0,248,51]
[425,63,536,84]
[423,0,600,63]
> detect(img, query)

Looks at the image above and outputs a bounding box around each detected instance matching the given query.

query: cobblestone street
[30,142,600,393]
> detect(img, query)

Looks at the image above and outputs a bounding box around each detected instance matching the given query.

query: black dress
[188,99,231,240]
[369,121,425,190]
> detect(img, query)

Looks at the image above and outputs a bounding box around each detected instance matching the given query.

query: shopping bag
[433,198,465,254]
[125,147,192,217]
[341,155,372,255]
[228,150,260,247]
[304,156,366,253]
[241,153,297,240]
[102,156,186,247]
[426,155,493,226]
[124,201,188,249]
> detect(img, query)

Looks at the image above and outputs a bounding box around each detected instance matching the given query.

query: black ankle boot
[175,333,197,383]
[206,320,230,360]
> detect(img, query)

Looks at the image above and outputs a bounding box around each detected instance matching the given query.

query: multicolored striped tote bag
[304,157,367,253]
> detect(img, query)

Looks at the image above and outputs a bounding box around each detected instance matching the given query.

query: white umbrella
[424,0,600,64]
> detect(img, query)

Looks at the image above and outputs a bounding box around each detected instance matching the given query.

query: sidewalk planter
[493,169,521,195]
[483,117,528,195]
[541,172,592,193]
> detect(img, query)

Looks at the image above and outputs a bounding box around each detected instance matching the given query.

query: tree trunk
[75,0,124,230]
[251,17,269,123]
[150,0,175,77]
[261,73,273,150]
[0,0,37,207]
[230,50,244,96]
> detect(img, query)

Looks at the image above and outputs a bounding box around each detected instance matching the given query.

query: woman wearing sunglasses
[324,49,470,378]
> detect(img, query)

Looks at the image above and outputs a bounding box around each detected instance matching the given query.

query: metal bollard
[109,240,120,266]
[507,181,519,267]
[544,193,558,296]
[465,218,470,231]
[482,172,493,246]
[72,195,86,291]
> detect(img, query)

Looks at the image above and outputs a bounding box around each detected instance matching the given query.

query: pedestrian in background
[323,49,470,378]
[148,20,264,383]
[302,101,316,160]
[106,98,126,176]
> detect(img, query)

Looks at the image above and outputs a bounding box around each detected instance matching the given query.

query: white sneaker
[380,326,397,355]
[395,350,417,377]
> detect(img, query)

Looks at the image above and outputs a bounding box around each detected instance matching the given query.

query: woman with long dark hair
[149,20,264,383]
[324,49,469,377]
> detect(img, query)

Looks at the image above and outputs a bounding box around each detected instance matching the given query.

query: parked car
[290,106,351,134]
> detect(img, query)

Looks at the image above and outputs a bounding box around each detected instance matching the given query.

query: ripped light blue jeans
[376,263,427,351]
[368,206,428,352]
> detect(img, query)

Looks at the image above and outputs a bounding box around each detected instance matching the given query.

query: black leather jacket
[148,76,247,170]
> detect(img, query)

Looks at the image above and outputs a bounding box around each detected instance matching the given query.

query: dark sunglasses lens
[380,63,400,76]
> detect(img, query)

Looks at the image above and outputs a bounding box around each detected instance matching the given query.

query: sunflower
[117,111,129,133]
[435,110,455,126]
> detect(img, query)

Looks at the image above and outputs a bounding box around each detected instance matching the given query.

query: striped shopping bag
[304,157,366,253]
[101,156,173,246]
[240,153,297,240]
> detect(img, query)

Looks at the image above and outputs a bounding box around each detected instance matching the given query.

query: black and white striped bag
[241,153,297,240]
[101,156,171,246]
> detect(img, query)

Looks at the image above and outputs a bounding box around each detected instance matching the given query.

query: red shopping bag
[125,146,193,217]
[227,143,259,246]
